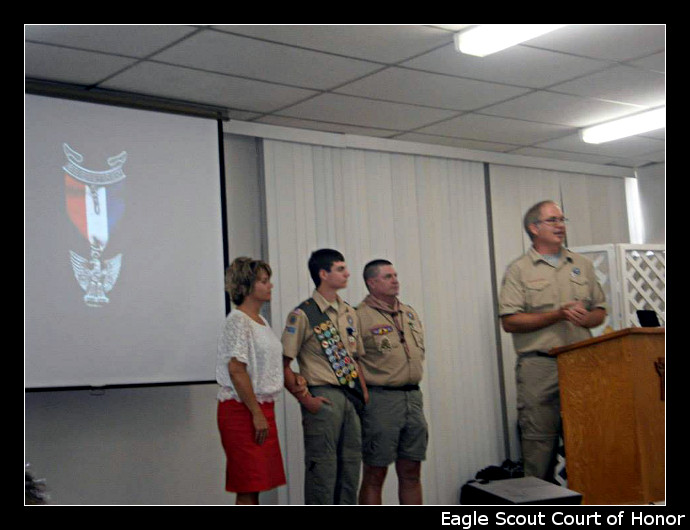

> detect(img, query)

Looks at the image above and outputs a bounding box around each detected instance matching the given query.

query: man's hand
[293,374,309,398]
[562,301,587,327]
[562,301,605,329]
[301,394,331,414]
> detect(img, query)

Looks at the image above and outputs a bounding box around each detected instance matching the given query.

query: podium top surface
[549,327,665,356]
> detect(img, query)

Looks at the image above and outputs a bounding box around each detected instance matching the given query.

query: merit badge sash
[298,298,365,410]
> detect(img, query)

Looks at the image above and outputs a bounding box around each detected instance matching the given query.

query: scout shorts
[361,386,428,467]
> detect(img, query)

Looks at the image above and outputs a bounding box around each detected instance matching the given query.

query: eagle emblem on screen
[63,143,127,307]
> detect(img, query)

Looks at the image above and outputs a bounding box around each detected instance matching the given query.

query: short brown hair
[308,248,344,287]
[226,257,272,306]
[523,200,558,241]
[363,259,392,291]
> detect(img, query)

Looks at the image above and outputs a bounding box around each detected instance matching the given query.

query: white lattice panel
[571,244,666,332]
[618,244,666,328]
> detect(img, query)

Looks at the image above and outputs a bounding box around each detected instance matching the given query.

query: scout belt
[298,298,365,409]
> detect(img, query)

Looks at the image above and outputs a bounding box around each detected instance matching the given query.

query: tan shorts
[361,386,428,467]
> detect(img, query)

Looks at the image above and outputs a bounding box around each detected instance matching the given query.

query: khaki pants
[301,386,362,504]
[516,354,561,481]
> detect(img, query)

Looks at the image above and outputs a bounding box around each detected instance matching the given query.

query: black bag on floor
[459,459,524,504]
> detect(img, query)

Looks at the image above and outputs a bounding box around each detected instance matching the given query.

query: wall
[636,162,665,244]
[25,384,227,504]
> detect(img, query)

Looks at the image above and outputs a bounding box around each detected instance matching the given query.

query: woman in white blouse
[217,257,304,504]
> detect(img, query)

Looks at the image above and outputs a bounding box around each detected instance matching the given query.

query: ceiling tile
[335,67,530,110]
[481,91,642,127]
[512,146,623,166]
[528,145,665,169]
[153,29,383,90]
[639,128,665,141]
[276,93,459,131]
[402,42,610,89]
[100,62,319,112]
[523,24,665,62]
[625,150,665,165]
[24,24,199,58]
[24,24,665,169]
[212,24,453,63]
[416,113,572,145]
[536,132,665,158]
[25,42,137,85]
[549,65,665,107]
[394,132,518,152]
[226,109,263,121]
[256,115,396,137]
[629,52,665,74]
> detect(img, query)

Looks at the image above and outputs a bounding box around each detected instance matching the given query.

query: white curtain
[263,139,505,505]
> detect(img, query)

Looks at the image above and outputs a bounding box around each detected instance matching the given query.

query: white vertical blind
[263,139,505,504]
[560,173,630,247]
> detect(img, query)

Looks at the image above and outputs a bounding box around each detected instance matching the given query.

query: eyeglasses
[535,217,568,225]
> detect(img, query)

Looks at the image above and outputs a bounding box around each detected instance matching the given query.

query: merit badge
[64,143,126,307]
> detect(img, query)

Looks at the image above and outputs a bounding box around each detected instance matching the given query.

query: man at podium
[498,200,607,482]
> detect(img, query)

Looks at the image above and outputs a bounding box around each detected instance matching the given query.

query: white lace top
[216,310,284,403]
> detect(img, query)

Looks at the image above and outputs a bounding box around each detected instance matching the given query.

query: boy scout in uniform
[356,259,428,505]
[499,200,606,481]
[282,248,368,505]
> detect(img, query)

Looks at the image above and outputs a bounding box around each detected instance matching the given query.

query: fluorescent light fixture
[580,108,665,144]
[454,24,566,57]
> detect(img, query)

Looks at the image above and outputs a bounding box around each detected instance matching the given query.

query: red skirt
[217,399,286,493]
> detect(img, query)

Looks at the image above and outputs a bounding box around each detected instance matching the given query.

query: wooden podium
[551,328,665,505]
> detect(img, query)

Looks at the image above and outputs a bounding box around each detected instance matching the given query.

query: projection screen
[25,94,226,388]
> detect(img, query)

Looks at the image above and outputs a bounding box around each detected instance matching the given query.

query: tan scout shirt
[498,247,607,354]
[281,290,365,387]
[356,295,425,387]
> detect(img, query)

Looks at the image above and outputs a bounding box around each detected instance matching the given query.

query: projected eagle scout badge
[63,143,126,307]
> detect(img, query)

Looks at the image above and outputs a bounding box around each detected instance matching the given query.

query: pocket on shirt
[569,276,593,306]
[525,279,555,311]
[373,333,396,354]
[410,328,425,351]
